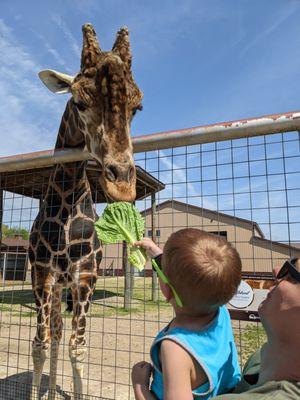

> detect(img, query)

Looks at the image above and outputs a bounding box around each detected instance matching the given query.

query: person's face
[259,261,300,341]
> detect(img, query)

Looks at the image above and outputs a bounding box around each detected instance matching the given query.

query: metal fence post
[123,241,132,309]
[151,193,158,302]
[0,189,3,282]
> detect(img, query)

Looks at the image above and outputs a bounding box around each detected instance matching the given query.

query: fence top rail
[0,110,300,172]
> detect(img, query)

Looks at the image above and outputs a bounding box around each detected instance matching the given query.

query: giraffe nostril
[105,165,119,182]
[105,164,135,183]
[127,165,135,182]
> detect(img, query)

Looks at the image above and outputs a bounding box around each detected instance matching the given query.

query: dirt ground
[0,284,173,400]
[0,279,263,400]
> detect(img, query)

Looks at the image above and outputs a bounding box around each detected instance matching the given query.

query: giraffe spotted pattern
[30,23,143,400]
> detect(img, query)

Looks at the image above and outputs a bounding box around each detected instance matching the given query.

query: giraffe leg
[69,282,94,399]
[31,340,49,400]
[48,285,63,400]
[31,283,52,400]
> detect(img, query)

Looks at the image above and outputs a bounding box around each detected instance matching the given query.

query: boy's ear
[165,286,173,303]
[38,69,74,94]
[160,281,173,303]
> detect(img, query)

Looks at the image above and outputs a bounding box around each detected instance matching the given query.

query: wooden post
[123,198,138,309]
[123,241,132,309]
[151,193,158,302]
[2,253,7,283]
[130,263,135,296]
[0,189,3,282]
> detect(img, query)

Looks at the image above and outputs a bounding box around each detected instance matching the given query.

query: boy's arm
[161,339,202,400]
[133,385,157,400]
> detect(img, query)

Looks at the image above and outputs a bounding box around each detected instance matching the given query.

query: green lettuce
[94,202,147,271]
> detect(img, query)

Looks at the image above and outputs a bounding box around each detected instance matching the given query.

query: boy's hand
[134,238,163,259]
[132,362,156,399]
[131,361,153,387]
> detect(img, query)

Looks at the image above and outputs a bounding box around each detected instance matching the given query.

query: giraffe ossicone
[30,23,143,400]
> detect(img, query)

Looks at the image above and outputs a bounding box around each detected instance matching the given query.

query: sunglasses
[151,259,183,308]
[277,258,300,283]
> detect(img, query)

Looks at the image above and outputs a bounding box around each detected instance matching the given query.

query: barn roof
[141,199,265,238]
[1,237,28,250]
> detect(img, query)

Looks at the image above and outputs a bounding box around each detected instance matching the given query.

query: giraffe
[29,23,143,399]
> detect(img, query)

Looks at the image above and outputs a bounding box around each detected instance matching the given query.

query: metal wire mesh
[0,129,299,399]
[0,379,111,399]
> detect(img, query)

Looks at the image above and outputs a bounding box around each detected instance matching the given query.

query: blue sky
[1,0,300,156]
[1,0,300,244]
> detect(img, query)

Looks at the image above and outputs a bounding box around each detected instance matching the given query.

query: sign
[228,280,254,309]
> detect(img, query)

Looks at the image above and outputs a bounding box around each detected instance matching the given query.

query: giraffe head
[39,23,143,202]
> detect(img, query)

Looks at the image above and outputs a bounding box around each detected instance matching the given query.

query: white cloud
[239,4,300,58]
[155,150,200,199]
[47,46,66,67]
[0,18,66,157]
[51,14,81,58]
[31,30,69,70]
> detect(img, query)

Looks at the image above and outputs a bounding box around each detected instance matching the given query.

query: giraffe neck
[43,99,92,211]
[49,162,91,206]
[55,100,85,150]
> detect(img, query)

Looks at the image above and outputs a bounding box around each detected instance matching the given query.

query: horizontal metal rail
[0,110,300,173]
[133,110,300,152]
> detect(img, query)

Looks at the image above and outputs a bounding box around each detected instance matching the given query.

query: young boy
[131,228,242,400]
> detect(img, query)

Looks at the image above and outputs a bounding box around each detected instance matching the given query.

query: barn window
[147,229,161,237]
[209,231,228,239]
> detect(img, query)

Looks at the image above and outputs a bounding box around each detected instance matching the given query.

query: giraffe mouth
[97,160,136,203]
[100,175,136,203]
[90,160,135,202]
[103,190,114,204]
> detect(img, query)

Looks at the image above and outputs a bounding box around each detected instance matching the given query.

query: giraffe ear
[38,70,75,94]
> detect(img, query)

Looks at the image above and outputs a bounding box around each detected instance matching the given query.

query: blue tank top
[150,306,240,399]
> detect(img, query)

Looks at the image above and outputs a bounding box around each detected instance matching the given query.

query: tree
[1,224,29,240]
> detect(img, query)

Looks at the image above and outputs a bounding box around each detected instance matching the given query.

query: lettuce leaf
[94,202,147,271]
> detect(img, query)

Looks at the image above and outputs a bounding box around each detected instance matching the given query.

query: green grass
[235,324,267,367]
[0,277,170,318]
[0,277,267,369]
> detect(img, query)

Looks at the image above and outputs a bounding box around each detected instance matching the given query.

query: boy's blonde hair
[162,228,241,312]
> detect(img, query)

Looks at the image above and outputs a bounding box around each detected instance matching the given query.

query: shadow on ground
[0,372,71,399]
[0,288,117,307]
